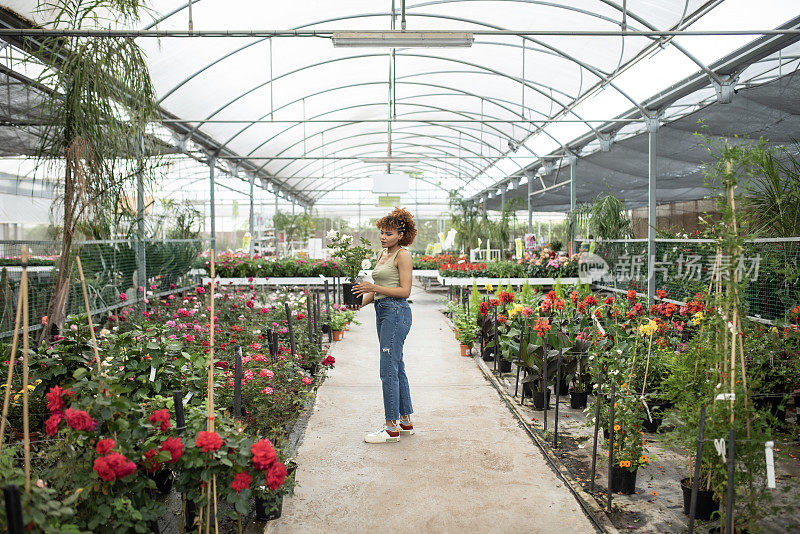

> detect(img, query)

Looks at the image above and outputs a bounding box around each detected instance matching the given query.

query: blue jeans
[374,297,413,421]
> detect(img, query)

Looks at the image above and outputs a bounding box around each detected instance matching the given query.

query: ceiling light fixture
[360,156,422,163]
[332,31,474,48]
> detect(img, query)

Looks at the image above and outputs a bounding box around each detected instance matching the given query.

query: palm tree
[35,0,161,339]
[448,191,484,253]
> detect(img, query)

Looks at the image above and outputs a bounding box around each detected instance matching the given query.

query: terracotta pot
[459,344,471,357]
[332,330,343,341]
[344,322,350,331]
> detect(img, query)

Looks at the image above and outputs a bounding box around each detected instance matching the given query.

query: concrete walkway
[271,283,597,534]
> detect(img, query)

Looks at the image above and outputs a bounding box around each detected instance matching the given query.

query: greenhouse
[0,0,799,532]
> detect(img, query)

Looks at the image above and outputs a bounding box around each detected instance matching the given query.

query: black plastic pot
[611,466,637,494]
[569,390,588,409]
[255,494,284,521]
[498,358,512,373]
[681,477,719,521]
[321,323,330,334]
[342,283,363,307]
[151,469,173,495]
[641,416,664,433]
[530,388,551,411]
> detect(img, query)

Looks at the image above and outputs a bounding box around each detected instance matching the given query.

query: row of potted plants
[1,280,339,531]
[446,279,800,529]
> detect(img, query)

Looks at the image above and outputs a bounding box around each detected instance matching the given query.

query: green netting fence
[577,238,800,322]
[0,239,204,338]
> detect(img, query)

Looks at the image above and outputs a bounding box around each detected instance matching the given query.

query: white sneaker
[398,421,415,435]
[364,427,401,443]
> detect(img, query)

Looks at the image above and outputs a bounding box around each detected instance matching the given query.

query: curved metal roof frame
[284,132,492,186]
[212,72,578,164]
[264,101,533,172]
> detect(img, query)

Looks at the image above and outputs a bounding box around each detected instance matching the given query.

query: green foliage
[327,231,374,283]
[565,194,632,241]
[448,191,485,252]
[273,210,316,243]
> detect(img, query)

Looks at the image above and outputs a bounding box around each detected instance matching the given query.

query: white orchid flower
[361,258,372,270]
[326,229,338,240]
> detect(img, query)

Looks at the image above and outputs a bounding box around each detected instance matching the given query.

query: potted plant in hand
[327,230,374,307]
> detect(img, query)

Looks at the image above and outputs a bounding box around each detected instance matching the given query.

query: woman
[351,207,417,444]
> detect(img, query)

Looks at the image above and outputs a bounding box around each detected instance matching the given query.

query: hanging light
[332,31,474,48]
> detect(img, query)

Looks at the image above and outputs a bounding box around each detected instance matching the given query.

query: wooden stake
[0,259,24,451]
[20,247,30,493]
[75,256,102,374]
[212,475,219,534]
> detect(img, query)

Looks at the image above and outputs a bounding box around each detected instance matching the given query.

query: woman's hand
[352,281,376,296]
[345,304,361,311]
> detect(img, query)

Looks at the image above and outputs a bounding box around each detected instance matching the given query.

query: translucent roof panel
[1,0,799,215]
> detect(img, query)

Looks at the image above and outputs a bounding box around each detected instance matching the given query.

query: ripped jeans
[374,296,413,421]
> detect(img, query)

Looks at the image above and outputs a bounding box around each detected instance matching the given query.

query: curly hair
[376,207,417,247]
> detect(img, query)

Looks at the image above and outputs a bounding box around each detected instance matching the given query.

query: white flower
[326,229,338,240]
[361,258,372,270]
[342,234,353,242]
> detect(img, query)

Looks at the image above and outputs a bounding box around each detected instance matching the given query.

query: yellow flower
[637,319,658,337]
[692,311,704,324]
[514,303,524,313]
[485,284,494,292]
[508,308,518,318]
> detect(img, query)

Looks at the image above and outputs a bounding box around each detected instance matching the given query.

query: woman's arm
[352,250,413,299]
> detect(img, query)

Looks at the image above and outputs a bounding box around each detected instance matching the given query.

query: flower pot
[527,387,551,410]
[150,468,173,495]
[344,322,350,331]
[459,344,471,357]
[332,330,343,341]
[642,414,664,433]
[569,390,588,409]
[681,477,719,521]
[611,466,637,495]
[255,494,284,521]
[342,283,363,307]
[498,359,512,373]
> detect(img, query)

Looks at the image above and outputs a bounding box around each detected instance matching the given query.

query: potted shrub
[327,230,373,307]
[565,339,592,409]
[455,313,478,357]
[329,312,348,341]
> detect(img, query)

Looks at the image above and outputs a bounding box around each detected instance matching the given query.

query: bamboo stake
[0,261,24,451]
[20,247,31,493]
[212,475,219,534]
[641,327,655,398]
[75,257,102,374]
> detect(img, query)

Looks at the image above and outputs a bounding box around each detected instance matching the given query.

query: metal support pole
[233,345,242,420]
[543,338,548,431]
[209,157,216,251]
[568,153,577,254]
[645,114,659,305]
[284,302,297,357]
[172,390,185,434]
[726,428,735,534]
[688,406,706,534]
[527,173,533,234]
[249,174,255,258]
[590,371,603,492]
[554,348,562,448]
[608,381,616,514]
[136,167,147,312]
